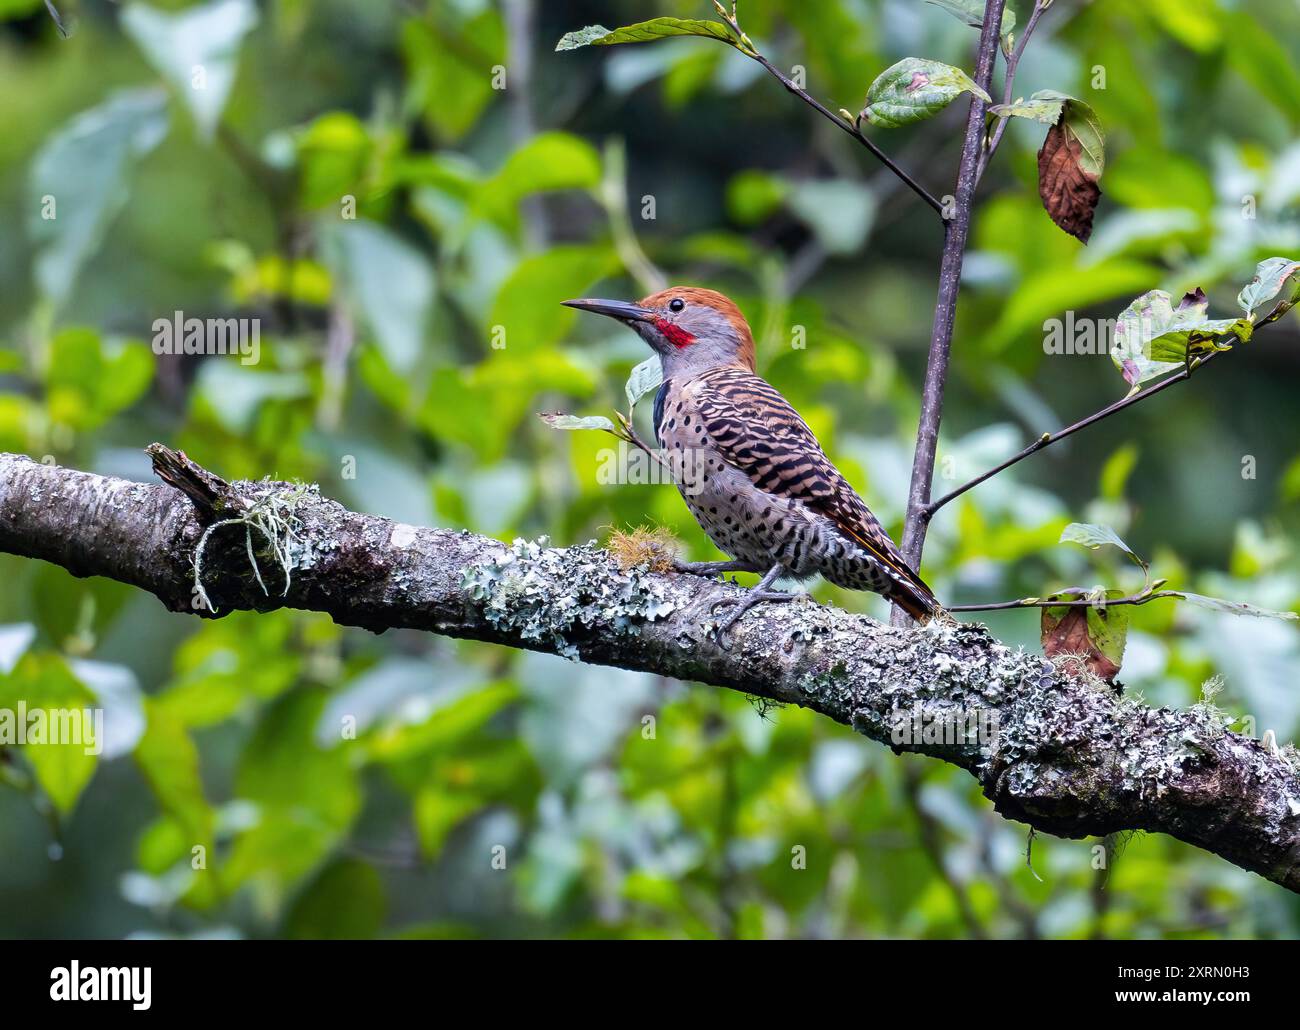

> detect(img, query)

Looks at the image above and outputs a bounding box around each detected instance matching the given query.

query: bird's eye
[668,297,685,313]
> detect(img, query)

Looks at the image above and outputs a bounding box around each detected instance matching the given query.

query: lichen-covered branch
[2,447,1299,894]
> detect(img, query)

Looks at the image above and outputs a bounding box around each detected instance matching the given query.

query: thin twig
[1025,827,1044,882]
[949,588,1179,613]
[751,52,945,216]
[613,415,674,474]
[923,353,1219,520]
[975,0,1051,184]
[722,8,944,216]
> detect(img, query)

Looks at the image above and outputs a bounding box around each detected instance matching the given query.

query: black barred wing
[691,366,935,605]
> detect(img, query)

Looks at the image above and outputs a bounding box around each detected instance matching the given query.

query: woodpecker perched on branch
[563,287,938,638]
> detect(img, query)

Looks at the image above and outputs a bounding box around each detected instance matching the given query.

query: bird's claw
[709,590,797,649]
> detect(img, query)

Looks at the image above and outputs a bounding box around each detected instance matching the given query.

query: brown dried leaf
[1041,598,1127,683]
[1037,116,1102,243]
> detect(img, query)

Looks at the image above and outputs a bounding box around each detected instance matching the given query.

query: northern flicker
[563,287,938,637]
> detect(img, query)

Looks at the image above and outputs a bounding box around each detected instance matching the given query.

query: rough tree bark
[2,446,1299,895]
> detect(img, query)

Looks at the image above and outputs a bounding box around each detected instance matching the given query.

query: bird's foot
[671,559,760,580]
[707,564,794,649]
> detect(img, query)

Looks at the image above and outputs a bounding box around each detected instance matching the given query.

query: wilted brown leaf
[1037,116,1102,243]
[1041,597,1127,682]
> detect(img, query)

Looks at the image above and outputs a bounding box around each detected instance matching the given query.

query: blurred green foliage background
[1,0,1300,939]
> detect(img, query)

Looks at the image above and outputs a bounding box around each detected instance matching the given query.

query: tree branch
[895,0,1007,595]
[2,446,1299,895]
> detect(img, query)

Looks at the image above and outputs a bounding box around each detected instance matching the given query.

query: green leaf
[294,112,373,211]
[1099,443,1139,501]
[365,680,520,762]
[0,395,33,453]
[1109,289,1251,392]
[45,329,154,431]
[27,89,169,308]
[319,219,436,374]
[134,697,216,898]
[155,613,304,729]
[98,339,155,415]
[990,88,1073,126]
[1056,95,1105,179]
[136,816,192,877]
[1237,256,1300,324]
[413,788,485,859]
[488,243,620,356]
[625,357,663,413]
[225,690,362,903]
[1167,592,1298,621]
[477,132,602,225]
[556,19,736,52]
[994,91,1105,171]
[924,0,1015,38]
[538,412,617,433]
[858,58,991,129]
[0,653,98,816]
[194,363,311,435]
[1223,10,1300,125]
[401,10,505,143]
[1060,522,1148,572]
[988,259,1157,352]
[120,0,259,140]
[725,170,788,226]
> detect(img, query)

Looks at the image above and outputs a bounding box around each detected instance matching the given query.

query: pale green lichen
[1190,675,1233,734]
[462,537,677,660]
[798,660,848,700]
[193,481,319,614]
[814,618,1051,771]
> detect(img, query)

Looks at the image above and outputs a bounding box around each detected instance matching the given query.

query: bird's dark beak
[562,298,655,323]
